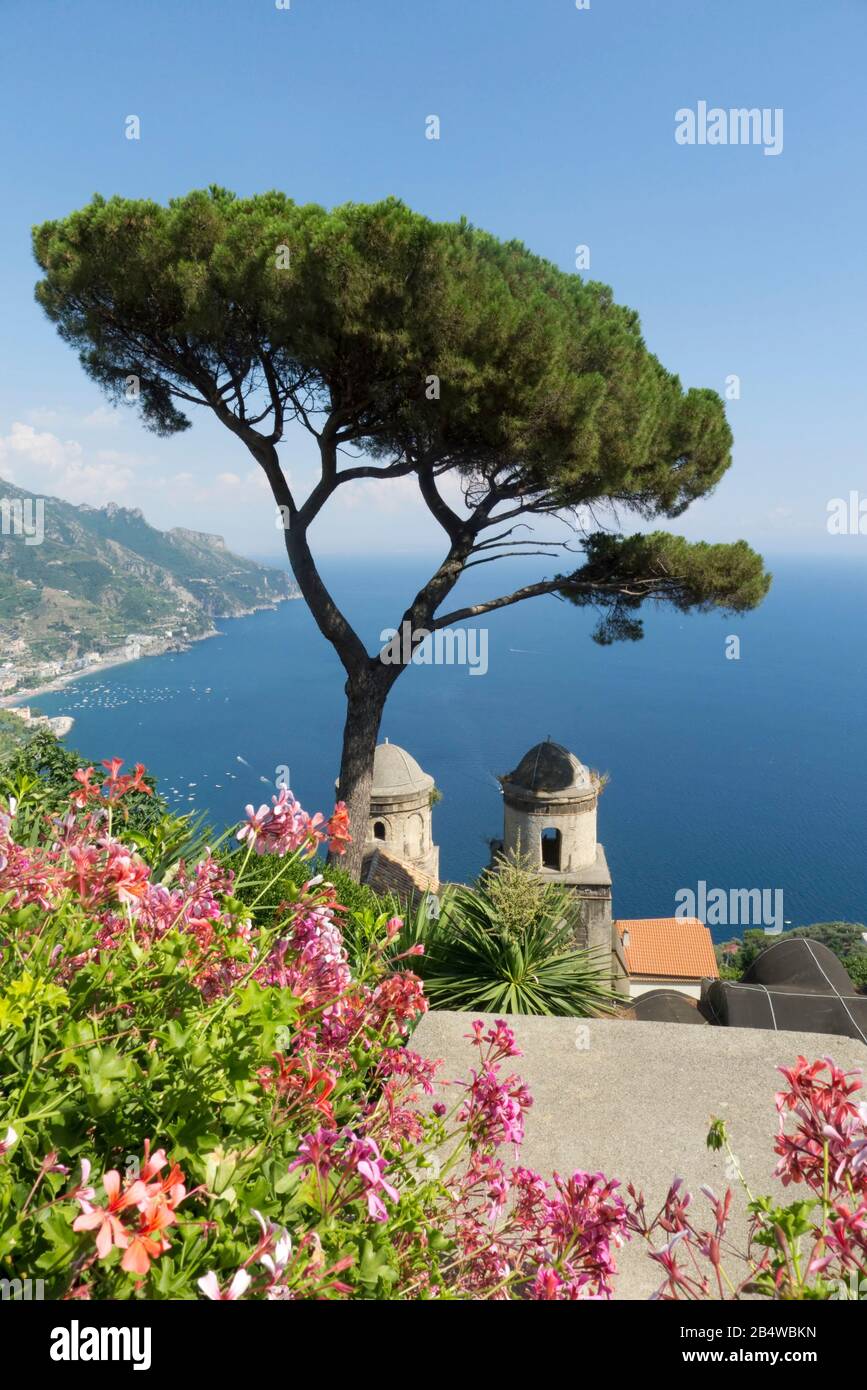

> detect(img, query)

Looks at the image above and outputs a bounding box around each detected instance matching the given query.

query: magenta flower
[347,1136,400,1223]
[288,1127,340,1178]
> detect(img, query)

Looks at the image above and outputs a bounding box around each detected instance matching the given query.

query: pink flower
[288,1128,340,1177]
[236,789,327,859]
[197,1269,251,1301]
[252,1210,293,1282]
[459,1065,532,1149]
[237,803,270,847]
[67,1158,95,1204]
[72,1169,146,1259]
[349,1136,400,1223]
[530,1265,563,1299]
[375,1048,440,1095]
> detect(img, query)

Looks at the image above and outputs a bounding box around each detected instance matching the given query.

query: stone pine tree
[33,190,770,877]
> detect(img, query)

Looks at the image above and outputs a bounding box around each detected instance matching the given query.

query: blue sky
[0,0,864,558]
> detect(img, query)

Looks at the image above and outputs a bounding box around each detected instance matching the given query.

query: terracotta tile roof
[361,848,439,902]
[615,918,719,981]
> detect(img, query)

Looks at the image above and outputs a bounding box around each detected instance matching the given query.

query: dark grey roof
[501,739,592,796]
[632,990,710,1026]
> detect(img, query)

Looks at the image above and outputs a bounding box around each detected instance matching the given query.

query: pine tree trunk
[270,466,460,883]
[331,668,390,881]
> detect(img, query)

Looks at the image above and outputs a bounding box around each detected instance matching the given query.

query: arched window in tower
[406,812,424,859]
[373,820,386,841]
[541,827,561,870]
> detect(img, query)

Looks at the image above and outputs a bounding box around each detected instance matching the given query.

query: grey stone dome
[371,741,434,800]
[500,739,593,798]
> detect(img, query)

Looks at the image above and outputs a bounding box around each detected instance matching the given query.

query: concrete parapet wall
[412,1011,867,1299]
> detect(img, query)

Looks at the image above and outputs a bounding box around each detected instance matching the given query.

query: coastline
[0,643,201,708]
[0,595,299,710]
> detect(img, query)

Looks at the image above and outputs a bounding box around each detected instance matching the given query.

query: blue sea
[32,556,867,937]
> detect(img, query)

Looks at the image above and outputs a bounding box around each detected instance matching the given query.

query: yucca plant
[402,859,619,1017]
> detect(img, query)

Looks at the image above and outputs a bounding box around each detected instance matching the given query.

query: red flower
[71,759,152,809]
[326,802,352,856]
[257,1053,337,1121]
[121,1202,176,1276]
[71,767,100,807]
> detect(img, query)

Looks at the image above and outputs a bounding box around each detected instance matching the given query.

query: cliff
[0,480,299,664]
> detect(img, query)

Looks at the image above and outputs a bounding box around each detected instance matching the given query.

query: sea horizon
[29,552,867,941]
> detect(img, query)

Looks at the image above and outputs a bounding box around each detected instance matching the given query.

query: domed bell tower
[366,739,439,883]
[497,739,612,954]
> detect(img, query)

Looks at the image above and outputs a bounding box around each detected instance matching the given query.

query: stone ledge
[412,1011,867,1299]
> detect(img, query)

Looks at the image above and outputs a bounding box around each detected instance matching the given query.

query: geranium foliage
[1,762,866,1300]
[0,764,627,1299]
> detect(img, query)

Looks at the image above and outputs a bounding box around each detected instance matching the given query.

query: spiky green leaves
[402,875,619,1017]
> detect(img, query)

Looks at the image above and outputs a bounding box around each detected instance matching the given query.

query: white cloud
[248,466,272,494]
[81,406,121,430]
[0,421,134,505]
[0,420,474,556]
[331,468,466,519]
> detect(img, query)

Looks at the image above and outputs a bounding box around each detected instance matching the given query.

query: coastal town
[0,485,301,703]
[0,625,209,703]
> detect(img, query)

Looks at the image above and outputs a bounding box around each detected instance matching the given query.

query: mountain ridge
[0,478,299,676]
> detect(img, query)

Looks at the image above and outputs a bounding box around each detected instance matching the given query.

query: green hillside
[0,481,297,665]
[0,708,42,761]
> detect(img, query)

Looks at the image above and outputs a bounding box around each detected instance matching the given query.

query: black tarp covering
[744,936,854,993]
[632,989,710,1025]
[701,938,867,1043]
